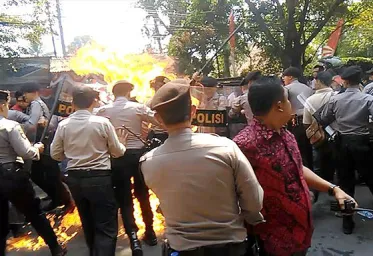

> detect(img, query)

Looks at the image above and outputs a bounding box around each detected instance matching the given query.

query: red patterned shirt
[233,118,313,256]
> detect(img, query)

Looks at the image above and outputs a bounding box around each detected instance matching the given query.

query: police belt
[164,240,249,256]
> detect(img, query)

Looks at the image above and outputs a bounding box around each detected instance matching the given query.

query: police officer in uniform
[0,90,66,256]
[97,81,159,255]
[51,86,127,256]
[140,79,264,256]
[321,66,373,234]
[21,83,72,212]
[283,67,314,170]
[229,71,261,124]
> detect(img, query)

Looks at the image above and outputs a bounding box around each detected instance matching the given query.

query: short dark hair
[316,71,333,87]
[72,86,99,109]
[283,67,302,78]
[157,96,191,125]
[248,77,285,116]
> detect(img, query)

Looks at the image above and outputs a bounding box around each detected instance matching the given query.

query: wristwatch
[328,184,340,196]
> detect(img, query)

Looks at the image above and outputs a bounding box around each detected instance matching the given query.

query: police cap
[22,83,40,93]
[366,68,373,75]
[200,76,218,88]
[240,70,262,86]
[112,80,134,94]
[0,90,10,101]
[340,66,362,81]
[283,67,302,78]
[150,79,190,111]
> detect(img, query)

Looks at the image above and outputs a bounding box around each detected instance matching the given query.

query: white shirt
[50,110,126,170]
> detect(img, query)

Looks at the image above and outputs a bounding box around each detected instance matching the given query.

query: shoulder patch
[16,125,27,139]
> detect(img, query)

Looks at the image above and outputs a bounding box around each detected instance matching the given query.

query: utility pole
[55,0,67,56]
[45,0,57,57]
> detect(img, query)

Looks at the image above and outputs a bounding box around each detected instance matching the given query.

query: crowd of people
[0,64,372,256]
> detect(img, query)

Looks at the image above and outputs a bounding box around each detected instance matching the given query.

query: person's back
[54,111,122,170]
[287,80,314,115]
[329,89,373,135]
[140,79,263,255]
[98,98,151,149]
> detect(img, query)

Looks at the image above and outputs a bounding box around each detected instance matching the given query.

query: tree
[0,0,50,58]
[67,35,94,55]
[28,41,44,56]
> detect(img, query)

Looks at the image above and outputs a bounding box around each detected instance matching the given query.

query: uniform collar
[315,87,333,94]
[114,96,128,102]
[168,128,192,137]
[71,110,92,116]
[345,87,360,93]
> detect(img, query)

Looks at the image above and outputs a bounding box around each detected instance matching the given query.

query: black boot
[142,229,158,246]
[50,243,67,256]
[129,232,143,256]
[343,215,355,235]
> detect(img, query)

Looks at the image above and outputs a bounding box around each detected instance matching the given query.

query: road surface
[7,186,373,255]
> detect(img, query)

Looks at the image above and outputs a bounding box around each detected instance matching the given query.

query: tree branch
[272,0,285,20]
[303,0,345,46]
[245,0,282,51]
[299,0,310,40]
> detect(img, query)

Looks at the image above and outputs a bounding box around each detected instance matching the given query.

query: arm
[50,124,65,161]
[303,99,313,127]
[228,96,242,118]
[105,120,126,158]
[140,104,162,127]
[303,166,357,208]
[9,124,40,161]
[232,143,264,225]
[319,98,336,126]
[7,110,30,123]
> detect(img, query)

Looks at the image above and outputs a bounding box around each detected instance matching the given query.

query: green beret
[150,79,191,111]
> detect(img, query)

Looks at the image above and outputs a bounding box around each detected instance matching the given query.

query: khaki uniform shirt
[96,97,160,149]
[321,87,373,135]
[50,110,126,170]
[303,88,335,125]
[0,116,39,164]
[286,80,314,116]
[140,128,264,251]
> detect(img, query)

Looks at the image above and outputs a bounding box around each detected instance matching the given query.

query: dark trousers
[66,171,118,256]
[31,155,71,207]
[315,141,336,182]
[337,135,373,197]
[287,120,313,170]
[111,150,154,235]
[0,166,59,255]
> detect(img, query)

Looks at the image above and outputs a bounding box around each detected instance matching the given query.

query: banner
[322,19,344,58]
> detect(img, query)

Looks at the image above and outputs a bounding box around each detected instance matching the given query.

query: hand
[38,117,48,127]
[334,187,358,210]
[34,142,45,154]
[115,127,129,146]
[192,72,203,82]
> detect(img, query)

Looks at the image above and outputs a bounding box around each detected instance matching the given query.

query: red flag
[322,19,344,57]
[229,10,235,50]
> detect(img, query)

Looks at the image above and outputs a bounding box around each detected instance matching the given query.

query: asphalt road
[7,186,373,256]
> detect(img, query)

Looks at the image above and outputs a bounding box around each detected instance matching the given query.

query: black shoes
[129,232,143,256]
[343,215,355,235]
[142,229,158,246]
[51,244,67,256]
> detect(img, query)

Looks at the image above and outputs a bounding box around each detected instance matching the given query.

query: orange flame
[69,42,176,103]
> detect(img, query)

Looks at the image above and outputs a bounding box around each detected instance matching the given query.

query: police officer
[321,66,373,234]
[198,76,227,135]
[229,70,261,124]
[283,67,314,170]
[96,80,159,255]
[21,83,72,212]
[51,86,127,256]
[362,68,373,95]
[0,90,66,256]
[140,79,264,256]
